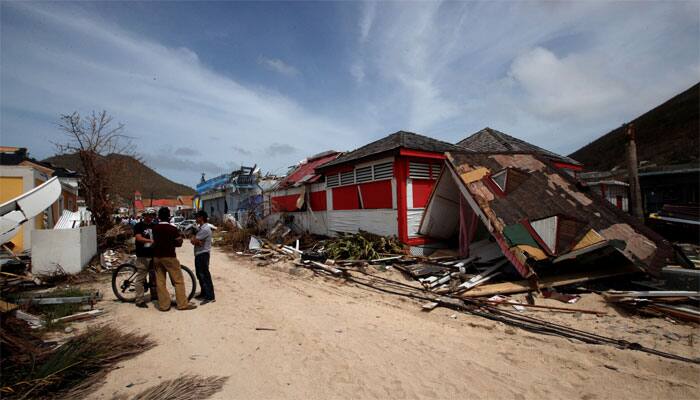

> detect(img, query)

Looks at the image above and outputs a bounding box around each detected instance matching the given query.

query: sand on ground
[79,243,699,399]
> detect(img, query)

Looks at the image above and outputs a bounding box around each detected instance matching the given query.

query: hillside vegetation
[45,153,195,203]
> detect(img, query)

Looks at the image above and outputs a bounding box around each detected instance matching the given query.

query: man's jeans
[195,252,215,300]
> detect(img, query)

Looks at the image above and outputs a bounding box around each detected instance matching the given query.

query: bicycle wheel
[161,265,196,302]
[112,263,140,302]
[180,265,196,300]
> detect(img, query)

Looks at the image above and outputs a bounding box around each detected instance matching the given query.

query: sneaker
[135,302,148,309]
[178,303,198,311]
[200,299,216,305]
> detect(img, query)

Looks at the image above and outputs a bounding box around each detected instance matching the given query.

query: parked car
[177,219,196,232]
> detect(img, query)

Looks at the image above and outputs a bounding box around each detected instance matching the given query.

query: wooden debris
[0,299,18,313]
[460,270,631,297]
[52,309,105,324]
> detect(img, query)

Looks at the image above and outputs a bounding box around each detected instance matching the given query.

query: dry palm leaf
[132,375,229,400]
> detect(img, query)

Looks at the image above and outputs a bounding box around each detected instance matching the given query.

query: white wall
[31,225,97,275]
[327,209,398,236]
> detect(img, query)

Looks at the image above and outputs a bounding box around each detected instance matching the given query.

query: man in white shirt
[191,210,215,305]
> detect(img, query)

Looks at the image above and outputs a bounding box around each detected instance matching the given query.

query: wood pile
[603,290,700,323]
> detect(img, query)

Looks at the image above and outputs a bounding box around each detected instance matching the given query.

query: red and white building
[266,131,460,253]
[266,151,341,234]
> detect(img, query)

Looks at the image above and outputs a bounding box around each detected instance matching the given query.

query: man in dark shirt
[133,208,156,308]
[152,207,197,311]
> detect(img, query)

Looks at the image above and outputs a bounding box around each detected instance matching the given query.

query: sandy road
[87,243,700,399]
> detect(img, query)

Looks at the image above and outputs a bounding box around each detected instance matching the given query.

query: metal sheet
[327,210,398,236]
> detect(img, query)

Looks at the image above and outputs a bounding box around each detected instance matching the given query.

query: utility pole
[625,123,644,220]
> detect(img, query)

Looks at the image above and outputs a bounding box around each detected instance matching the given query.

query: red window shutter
[411,179,434,208]
[332,186,360,210]
[359,180,393,209]
[309,191,327,211]
[272,195,300,212]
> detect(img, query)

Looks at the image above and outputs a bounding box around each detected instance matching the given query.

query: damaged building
[419,151,674,289]
[196,165,260,223]
[267,150,342,234]
[267,131,460,254]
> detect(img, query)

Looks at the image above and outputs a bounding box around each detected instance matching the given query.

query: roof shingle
[457,127,582,166]
[320,131,461,169]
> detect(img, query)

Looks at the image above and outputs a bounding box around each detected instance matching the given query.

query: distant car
[171,216,185,225]
[177,219,196,232]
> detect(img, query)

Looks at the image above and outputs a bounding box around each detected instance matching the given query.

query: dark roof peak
[457,127,582,166]
[320,131,461,169]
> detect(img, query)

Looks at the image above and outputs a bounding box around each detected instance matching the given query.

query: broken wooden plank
[458,259,508,290]
[460,270,631,297]
[52,309,104,324]
[483,300,606,315]
[646,304,700,323]
[370,256,402,264]
[421,302,439,311]
[429,272,459,289]
[15,295,101,305]
[604,290,700,299]
[309,261,343,276]
[459,272,501,291]
[0,299,18,313]
[15,309,43,328]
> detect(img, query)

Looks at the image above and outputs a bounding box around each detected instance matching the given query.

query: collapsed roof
[319,131,461,169]
[275,151,341,190]
[420,151,673,278]
[457,128,582,167]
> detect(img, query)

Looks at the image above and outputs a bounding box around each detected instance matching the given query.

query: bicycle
[111,259,196,303]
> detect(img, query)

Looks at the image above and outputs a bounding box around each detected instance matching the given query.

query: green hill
[44,153,195,203]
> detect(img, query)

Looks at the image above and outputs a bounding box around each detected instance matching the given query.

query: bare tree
[55,111,135,233]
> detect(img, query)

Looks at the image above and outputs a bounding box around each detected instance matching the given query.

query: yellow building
[0,147,77,251]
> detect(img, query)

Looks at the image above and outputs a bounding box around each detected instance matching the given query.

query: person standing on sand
[132,208,156,308]
[191,210,215,305]
[152,207,197,312]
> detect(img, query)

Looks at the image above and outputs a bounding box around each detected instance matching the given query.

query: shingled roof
[320,131,461,169]
[420,151,673,278]
[457,127,582,166]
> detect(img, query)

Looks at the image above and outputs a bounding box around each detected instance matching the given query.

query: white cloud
[258,56,299,77]
[350,62,365,83]
[508,47,627,119]
[1,2,356,185]
[350,1,699,152]
[359,1,376,43]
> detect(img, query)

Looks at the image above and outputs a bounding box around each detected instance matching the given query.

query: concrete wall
[31,225,97,275]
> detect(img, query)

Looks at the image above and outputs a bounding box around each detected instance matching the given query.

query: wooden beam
[460,270,631,297]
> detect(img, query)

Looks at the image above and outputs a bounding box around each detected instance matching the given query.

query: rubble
[603,290,700,323]
[97,223,133,250]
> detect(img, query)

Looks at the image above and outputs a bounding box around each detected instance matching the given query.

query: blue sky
[1,1,698,187]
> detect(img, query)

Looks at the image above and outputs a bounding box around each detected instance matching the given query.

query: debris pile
[97,223,133,250]
[99,249,133,271]
[322,231,404,260]
[603,290,700,323]
[0,248,39,293]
